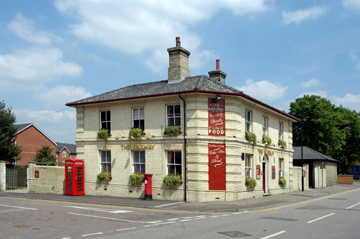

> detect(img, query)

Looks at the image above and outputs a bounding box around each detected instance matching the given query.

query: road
[1,189,360,239]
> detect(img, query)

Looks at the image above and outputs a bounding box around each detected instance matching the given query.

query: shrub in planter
[164,126,181,136]
[245,177,257,189]
[262,134,272,146]
[245,130,257,145]
[279,176,286,187]
[97,128,109,141]
[129,172,145,186]
[97,171,112,183]
[163,173,182,188]
[278,139,287,149]
[129,128,142,140]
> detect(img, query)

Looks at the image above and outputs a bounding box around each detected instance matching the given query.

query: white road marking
[154,202,186,208]
[261,231,286,239]
[307,213,335,224]
[346,202,360,210]
[233,211,249,215]
[64,205,132,214]
[82,232,103,237]
[68,212,145,223]
[116,227,136,232]
[0,204,37,211]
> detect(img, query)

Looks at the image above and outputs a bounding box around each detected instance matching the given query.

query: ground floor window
[279,158,284,177]
[133,151,145,173]
[245,154,253,178]
[100,151,111,172]
[167,151,182,175]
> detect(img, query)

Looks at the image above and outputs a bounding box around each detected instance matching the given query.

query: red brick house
[56,143,77,163]
[13,123,57,166]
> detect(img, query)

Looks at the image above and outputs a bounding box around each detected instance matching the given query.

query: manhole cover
[14,225,28,228]
[218,231,251,237]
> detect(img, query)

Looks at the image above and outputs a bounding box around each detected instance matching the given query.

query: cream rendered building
[66,38,300,202]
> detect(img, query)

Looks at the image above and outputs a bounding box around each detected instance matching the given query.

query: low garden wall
[28,162,64,194]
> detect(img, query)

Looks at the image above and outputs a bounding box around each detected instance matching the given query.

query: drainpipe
[179,94,187,202]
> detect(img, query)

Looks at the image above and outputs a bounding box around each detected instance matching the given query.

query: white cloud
[37,85,92,108]
[236,79,288,103]
[343,0,360,10]
[0,48,83,90]
[282,6,326,25]
[54,0,268,71]
[299,91,328,98]
[302,78,321,88]
[8,13,61,45]
[331,93,360,111]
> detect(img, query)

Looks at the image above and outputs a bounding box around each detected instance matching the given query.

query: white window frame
[100,110,111,133]
[166,105,181,127]
[279,158,284,177]
[100,150,111,172]
[132,108,144,130]
[245,154,253,178]
[262,116,268,135]
[62,151,67,157]
[132,151,145,173]
[166,151,182,175]
[245,110,252,131]
[278,122,283,140]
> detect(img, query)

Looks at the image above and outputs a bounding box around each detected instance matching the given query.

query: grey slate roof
[293,146,339,163]
[56,143,77,155]
[66,75,242,106]
[14,123,32,134]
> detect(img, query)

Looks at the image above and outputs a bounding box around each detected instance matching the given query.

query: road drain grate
[218,231,251,237]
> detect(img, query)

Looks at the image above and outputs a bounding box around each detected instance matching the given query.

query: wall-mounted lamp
[216,95,222,100]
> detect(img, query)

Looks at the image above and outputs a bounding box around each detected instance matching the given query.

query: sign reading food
[208,98,225,136]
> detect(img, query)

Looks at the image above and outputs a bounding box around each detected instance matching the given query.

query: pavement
[1,183,359,213]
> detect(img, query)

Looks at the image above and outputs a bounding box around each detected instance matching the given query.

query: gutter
[179,94,187,202]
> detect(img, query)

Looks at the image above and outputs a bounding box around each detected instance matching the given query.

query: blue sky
[1,0,360,144]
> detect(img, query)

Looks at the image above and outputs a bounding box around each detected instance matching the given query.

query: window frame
[100,150,111,172]
[279,158,284,177]
[100,110,111,133]
[166,105,181,127]
[62,151,67,158]
[132,151,146,173]
[278,122,283,140]
[166,151,182,175]
[132,108,145,130]
[262,116,268,136]
[245,154,253,178]
[245,109,252,132]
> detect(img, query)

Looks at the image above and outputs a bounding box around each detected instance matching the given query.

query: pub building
[66,37,300,202]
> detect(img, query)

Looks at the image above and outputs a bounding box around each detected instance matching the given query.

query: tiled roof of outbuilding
[293,146,339,163]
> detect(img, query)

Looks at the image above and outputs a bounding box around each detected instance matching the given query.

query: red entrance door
[262,161,266,193]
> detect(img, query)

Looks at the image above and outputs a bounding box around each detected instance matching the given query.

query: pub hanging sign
[208,98,225,136]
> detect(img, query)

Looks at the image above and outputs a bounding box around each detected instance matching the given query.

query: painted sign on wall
[208,143,226,190]
[256,165,261,180]
[208,99,225,136]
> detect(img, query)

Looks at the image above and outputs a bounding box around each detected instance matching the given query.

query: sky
[1,0,360,144]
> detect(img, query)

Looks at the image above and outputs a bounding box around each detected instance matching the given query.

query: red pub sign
[208,143,226,190]
[208,98,225,136]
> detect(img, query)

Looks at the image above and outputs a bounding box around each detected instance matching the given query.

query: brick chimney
[208,59,227,84]
[167,37,191,81]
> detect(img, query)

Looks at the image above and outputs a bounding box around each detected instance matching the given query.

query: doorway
[262,155,268,193]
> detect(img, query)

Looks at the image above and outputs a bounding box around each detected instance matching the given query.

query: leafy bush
[246,177,257,189]
[97,171,112,183]
[245,130,257,145]
[163,173,182,188]
[129,172,145,186]
[129,128,142,140]
[164,126,181,136]
[279,176,287,187]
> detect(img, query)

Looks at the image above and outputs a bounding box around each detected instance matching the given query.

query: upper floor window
[133,151,145,173]
[167,105,181,126]
[245,154,253,178]
[245,110,252,131]
[100,150,111,172]
[167,151,182,175]
[100,110,111,133]
[133,108,144,130]
[62,151,67,157]
[278,122,283,140]
[262,116,268,135]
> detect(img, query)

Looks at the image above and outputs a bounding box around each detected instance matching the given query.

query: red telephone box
[65,158,85,196]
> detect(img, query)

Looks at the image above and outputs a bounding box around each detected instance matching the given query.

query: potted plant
[262,134,272,146]
[163,173,182,188]
[245,130,257,145]
[164,125,181,136]
[278,139,287,149]
[97,128,110,141]
[97,171,112,183]
[129,127,142,140]
[129,172,145,186]
[245,177,257,189]
[279,176,286,187]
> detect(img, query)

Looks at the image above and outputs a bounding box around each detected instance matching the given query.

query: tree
[34,145,57,164]
[0,101,22,163]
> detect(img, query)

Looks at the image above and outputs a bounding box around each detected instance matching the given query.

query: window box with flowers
[163,173,183,189]
[129,127,143,140]
[97,171,112,183]
[262,134,272,146]
[278,139,287,149]
[279,176,286,187]
[98,128,111,141]
[164,126,182,136]
[245,130,257,145]
[129,172,145,186]
[245,177,257,190]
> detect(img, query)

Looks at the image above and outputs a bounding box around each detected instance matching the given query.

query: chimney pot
[176,37,181,47]
[216,59,220,71]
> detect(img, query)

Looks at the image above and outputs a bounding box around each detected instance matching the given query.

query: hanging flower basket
[97,171,112,183]
[97,128,110,141]
[278,139,287,149]
[245,177,256,189]
[164,126,181,136]
[129,172,145,186]
[129,127,142,140]
[245,130,257,145]
[279,176,287,187]
[163,173,182,188]
[262,134,272,146]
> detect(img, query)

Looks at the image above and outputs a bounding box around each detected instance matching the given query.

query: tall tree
[33,145,57,164]
[0,101,22,163]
